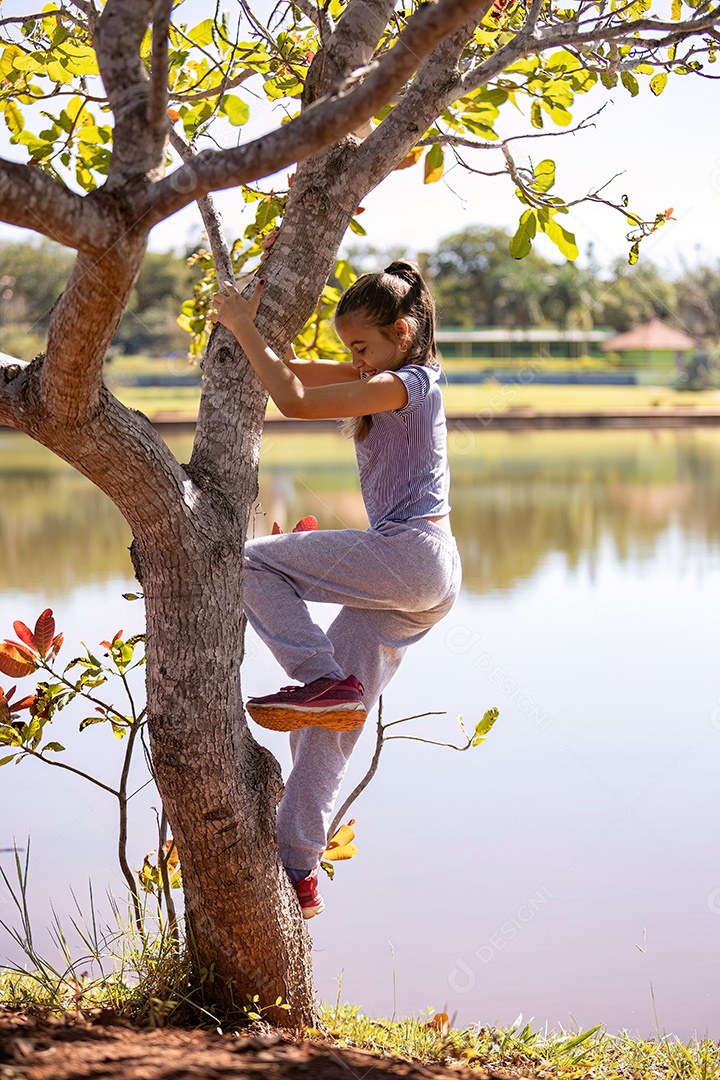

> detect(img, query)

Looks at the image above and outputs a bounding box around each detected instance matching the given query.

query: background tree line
[1,226,718,361]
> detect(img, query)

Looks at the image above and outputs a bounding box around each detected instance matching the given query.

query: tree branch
[168,132,234,284]
[94,0,162,186]
[144,0,494,224]
[291,0,334,41]
[170,68,254,104]
[42,240,147,423]
[356,10,527,188]
[148,0,173,147]
[0,8,88,30]
[0,159,118,253]
[531,8,720,58]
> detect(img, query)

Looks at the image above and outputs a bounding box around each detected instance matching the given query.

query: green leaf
[424,143,444,185]
[42,741,65,753]
[187,18,215,46]
[334,259,357,290]
[221,94,249,126]
[532,158,555,193]
[539,213,579,260]
[530,101,543,129]
[0,754,17,766]
[509,209,537,259]
[348,217,366,236]
[671,0,682,17]
[628,241,640,266]
[621,71,639,97]
[649,72,668,96]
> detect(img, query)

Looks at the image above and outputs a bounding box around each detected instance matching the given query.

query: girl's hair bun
[384,260,422,292]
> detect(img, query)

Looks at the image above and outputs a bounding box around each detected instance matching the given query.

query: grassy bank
[314,1004,720,1078]
[101,354,720,421]
[106,379,720,422]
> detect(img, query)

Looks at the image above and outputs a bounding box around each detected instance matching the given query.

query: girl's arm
[286,354,361,387]
[211,281,407,419]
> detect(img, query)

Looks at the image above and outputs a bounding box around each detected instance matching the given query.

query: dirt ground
[0,1011,527,1080]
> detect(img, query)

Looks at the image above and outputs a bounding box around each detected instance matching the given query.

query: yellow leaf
[323,819,358,861]
[650,72,668,96]
[394,147,423,171]
[424,144,444,185]
[323,842,357,862]
[327,820,355,848]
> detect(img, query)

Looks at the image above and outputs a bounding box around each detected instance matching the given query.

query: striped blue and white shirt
[355,363,450,528]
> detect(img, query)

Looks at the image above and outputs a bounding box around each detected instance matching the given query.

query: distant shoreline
[5,408,720,438]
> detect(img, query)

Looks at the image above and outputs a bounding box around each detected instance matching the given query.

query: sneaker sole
[247,702,367,732]
[301,900,325,920]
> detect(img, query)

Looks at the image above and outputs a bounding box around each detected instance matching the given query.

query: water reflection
[3,429,720,596]
[2,426,720,1036]
[256,429,720,594]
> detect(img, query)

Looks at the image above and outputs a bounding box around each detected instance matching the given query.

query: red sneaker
[246,674,366,732]
[294,869,325,920]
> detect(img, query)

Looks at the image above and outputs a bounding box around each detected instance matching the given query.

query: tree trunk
[137,530,317,1025]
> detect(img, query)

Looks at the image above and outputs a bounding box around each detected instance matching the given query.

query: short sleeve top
[353,363,451,528]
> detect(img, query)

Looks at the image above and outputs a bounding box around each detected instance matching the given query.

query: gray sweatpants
[243,517,461,878]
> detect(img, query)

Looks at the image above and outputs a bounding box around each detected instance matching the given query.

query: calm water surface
[1,428,719,1037]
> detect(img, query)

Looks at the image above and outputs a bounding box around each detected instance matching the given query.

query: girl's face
[335,316,410,378]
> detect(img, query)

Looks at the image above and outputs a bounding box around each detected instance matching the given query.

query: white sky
[1,1,719,273]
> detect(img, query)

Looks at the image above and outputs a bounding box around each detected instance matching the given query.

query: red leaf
[271,522,284,535]
[5,641,37,662]
[1,685,16,703]
[0,643,39,679]
[48,633,64,661]
[13,622,35,649]
[100,640,112,649]
[33,609,55,657]
[13,695,35,711]
[112,629,123,645]
[292,516,318,533]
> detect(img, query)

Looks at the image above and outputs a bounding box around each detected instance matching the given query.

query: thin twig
[169,129,235,284]
[171,68,255,104]
[328,697,386,837]
[24,750,120,798]
[157,807,179,948]
[117,720,144,933]
[382,710,447,730]
[384,734,472,750]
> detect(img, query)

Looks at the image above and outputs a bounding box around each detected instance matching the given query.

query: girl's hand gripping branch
[210,279,407,420]
[210,278,264,338]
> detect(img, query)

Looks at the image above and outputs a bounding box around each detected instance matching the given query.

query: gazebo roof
[601,318,698,352]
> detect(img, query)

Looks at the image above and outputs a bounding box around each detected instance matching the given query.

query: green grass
[104,370,720,423]
[314,1004,720,1078]
[440,382,720,416]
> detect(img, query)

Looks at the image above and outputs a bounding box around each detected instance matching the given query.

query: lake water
[1,427,719,1039]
